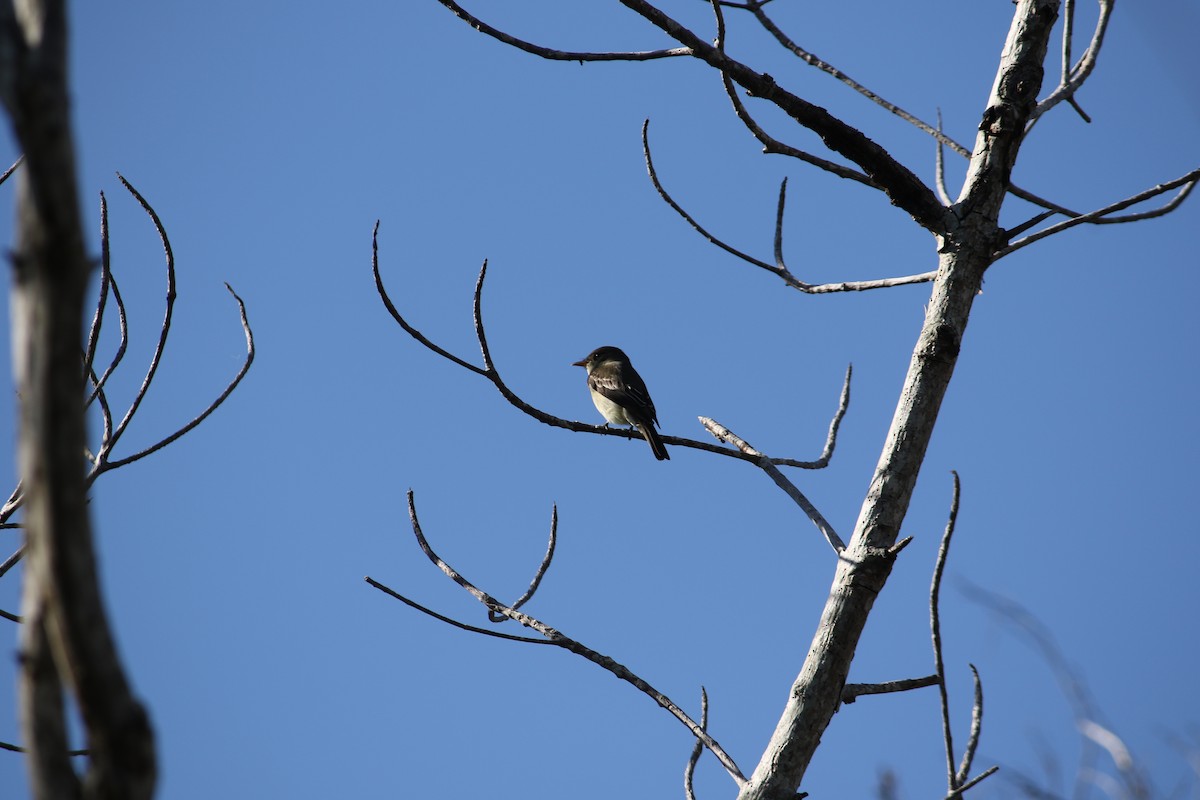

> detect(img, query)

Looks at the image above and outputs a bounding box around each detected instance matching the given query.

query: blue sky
[2,1,1198,798]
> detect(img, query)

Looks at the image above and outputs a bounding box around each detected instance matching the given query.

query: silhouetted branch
[738,2,972,159]
[434,0,691,61]
[957,664,984,786]
[643,121,936,292]
[95,283,254,475]
[366,577,549,644]
[998,168,1200,258]
[0,740,87,756]
[488,504,558,623]
[932,472,961,790]
[377,491,748,786]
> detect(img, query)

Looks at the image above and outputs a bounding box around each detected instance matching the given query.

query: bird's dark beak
[571,357,588,368]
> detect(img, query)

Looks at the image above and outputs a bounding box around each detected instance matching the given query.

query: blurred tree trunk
[1,1,156,798]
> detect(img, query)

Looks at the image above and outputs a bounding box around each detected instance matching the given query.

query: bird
[572,345,669,461]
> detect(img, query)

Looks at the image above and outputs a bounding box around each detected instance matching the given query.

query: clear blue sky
[2,2,1198,798]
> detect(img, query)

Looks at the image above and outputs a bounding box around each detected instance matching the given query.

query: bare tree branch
[433,0,691,62]
[932,471,962,791]
[95,174,178,464]
[740,2,972,159]
[947,765,1001,799]
[1,154,23,186]
[643,121,937,292]
[699,417,845,553]
[684,686,708,800]
[957,664,985,787]
[383,491,748,786]
[93,283,254,476]
[365,577,550,645]
[1028,0,1114,126]
[488,504,557,624]
[841,674,939,704]
[997,168,1200,258]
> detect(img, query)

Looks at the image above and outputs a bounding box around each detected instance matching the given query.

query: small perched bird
[573,345,669,461]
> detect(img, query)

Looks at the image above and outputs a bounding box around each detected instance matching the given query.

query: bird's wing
[588,366,659,427]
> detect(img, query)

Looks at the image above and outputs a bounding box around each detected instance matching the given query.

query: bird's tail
[639,424,670,461]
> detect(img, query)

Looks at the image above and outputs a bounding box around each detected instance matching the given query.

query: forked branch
[368,491,747,787]
[643,120,937,293]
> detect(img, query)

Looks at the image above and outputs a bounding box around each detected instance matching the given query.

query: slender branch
[435,0,947,230]
[84,236,129,418]
[93,283,255,475]
[743,3,972,159]
[684,687,708,800]
[841,674,939,704]
[644,121,936,292]
[699,417,845,553]
[489,504,558,623]
[935,110,953,207]
[1028,0,1113,125]
[0,545,24,579]
[433,0,691,61]
[82,191,111,385]
[719,67,876,187]
[0,154,23,186]
[946,765,1001,799]
[396,490,747,786]
[957,664,984,785]
[932,472,962,791]
[997,168,1200,258]
[374,227,844,467]
[98,174,178,463]
[0,740,88,756]
[365,577,550,644]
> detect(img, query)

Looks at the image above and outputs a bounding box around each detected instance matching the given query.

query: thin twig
[946,765,1000,799]
[0,155,23,186]
[83,191,112,386]
[957,664,984,785]
[0,483,23,525]
[684,686,708,800]
[935,110,953,206]
[98,174,178,464]
[489,504,558,623]
[743,4,971,159]
[434,0,691,61]
[94,284,255,475]
[0,740,88,757]
[396,491,747,786]
[699,417,844,553]
[718,68,876,187]
[84,238,129,422]
[841,674,939,704]
[997,168,1200,258]
[642,121,936,292]
[366,577,550,644]
[932,471,962,791]
[0,546,24,579]
[1029,0,1114,125]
